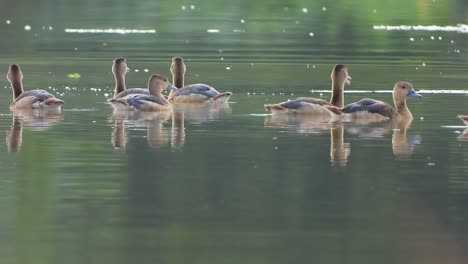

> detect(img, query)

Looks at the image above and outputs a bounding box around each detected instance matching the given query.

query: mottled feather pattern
[343,98,395,118]
[174,84,219,98]
[12,90,54,104]
[112,88,149,99]
[123,94,169,110]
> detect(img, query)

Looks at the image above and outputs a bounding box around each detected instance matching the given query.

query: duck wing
[113,88,149,99]
[12,90,54,104]
[174,84,219,98]
[343,98,395,118]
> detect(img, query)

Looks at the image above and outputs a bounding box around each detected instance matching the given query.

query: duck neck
[11,79,23,99]
[170,72,184,99]
[114,73,126,97]
[150,86,170,105]
[394,97,413,119]
[329,81,344,108]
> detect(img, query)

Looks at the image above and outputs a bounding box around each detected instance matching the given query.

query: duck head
[148,74,177,95]
[7,64,24,99]
[170,57,186,88]
[112,57,128,76]
[393,81,422,100]
[332,64,352,86]
[7,64,23,83]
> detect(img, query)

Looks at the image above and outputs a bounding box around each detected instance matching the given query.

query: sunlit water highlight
[64,28,156,34]
[310,90,468,94]
[373,24,468,33]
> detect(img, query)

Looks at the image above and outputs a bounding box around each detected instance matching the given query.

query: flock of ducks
[5,57,467,166]
[6,57,428,121]
[4,57,467,127]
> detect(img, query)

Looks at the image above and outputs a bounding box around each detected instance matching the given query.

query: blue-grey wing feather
[343,98,395,117]
[125,94,168,110]
[280,97,330,110]
[294,97,330,105]
[174,84,219,98]
[114,88,149,99]
[13,90,54,104]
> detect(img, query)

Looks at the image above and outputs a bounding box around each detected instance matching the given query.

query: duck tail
[457,115,468,125]
[43,97,64,106]
[108,98,128,106]
[264,104,286,112]
[213,92,232,104]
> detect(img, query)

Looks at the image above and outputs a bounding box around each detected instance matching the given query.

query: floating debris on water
[302,8,308,13]
[322,7,327,11]
[65,28,156,34]
[225,66,231,70]
[6,20,11,24]
[24,25,31,31]
[207,29,220,33]
[309,32,314,37]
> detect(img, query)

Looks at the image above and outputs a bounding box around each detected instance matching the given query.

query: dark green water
[0,1,467,263]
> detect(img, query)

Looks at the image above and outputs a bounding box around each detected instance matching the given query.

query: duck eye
[402,86,406,89]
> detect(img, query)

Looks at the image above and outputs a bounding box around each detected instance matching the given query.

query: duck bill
[345,76,352,85]
[166,83,178,90]
[407,89,422,98]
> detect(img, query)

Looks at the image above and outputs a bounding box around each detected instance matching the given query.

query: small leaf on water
[67,73,81,79]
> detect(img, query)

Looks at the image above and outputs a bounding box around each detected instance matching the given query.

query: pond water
[0,1,467,263]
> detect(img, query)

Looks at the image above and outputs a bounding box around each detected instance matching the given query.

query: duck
[457,115,468,126]
[264,64,351,117]
[110,57,149,99]
[7,64,64,110]
[108,74,177,111]
[168,57,232,104]
[342,81,422,122]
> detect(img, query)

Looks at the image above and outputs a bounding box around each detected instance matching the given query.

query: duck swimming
[111,57,149,99]
[343,81,422,122]
[7,64,64,111]
[108,74,177,111]
[264,64,351,117]
[169,57,232,104]
[457,115,468,125]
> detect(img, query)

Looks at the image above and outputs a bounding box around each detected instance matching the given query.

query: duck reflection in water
[172,103,232,125]
[344,117,420,159]
[264,115,350,168]
[110,110,185,151]
[6,109,63,153]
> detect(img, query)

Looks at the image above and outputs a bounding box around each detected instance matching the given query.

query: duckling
[111,57,149,99]
[343,81,422,122]
[169,57,232,104]
[108,74,177,111]
[264,64,351,116]
[7,64,64,110]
